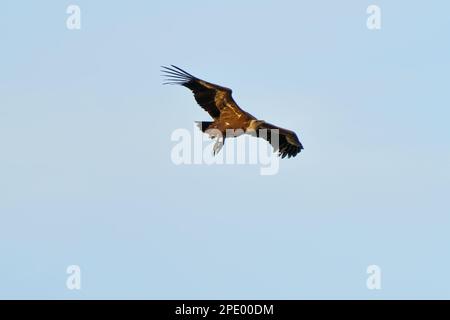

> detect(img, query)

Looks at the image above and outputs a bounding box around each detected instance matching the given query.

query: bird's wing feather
[257,122,303,158]
[162,65,243,119]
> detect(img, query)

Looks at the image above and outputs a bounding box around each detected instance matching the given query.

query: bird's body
[162,65,303,158]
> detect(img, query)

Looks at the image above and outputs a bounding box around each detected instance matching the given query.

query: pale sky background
[0,1,449,299]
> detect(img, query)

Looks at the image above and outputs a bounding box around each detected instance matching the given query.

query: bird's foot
[212,139,223,156]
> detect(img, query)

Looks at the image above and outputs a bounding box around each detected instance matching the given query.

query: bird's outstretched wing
[257,122,303,158]
[162,65,242,119]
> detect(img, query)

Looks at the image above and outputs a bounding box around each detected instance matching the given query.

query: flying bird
[162,65,303,158]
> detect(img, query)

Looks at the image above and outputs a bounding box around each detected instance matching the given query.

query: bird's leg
[213,136,224,156]
[206,128,224,156]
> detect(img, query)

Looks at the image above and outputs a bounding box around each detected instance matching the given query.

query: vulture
[162,65,303,158]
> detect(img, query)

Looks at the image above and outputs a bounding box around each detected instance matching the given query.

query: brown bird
[162,65,303,158]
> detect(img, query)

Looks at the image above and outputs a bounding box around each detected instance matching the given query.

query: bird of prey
[162,65,303,158]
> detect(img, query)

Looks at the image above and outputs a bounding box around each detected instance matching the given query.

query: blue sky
[0,1,449,299]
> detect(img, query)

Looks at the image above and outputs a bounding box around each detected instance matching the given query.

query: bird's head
[246,120,265,133]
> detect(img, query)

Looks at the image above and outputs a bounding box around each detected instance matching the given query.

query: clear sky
[0,1,449,299]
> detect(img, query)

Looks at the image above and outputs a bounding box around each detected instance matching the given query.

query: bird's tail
[195,121,213,132]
